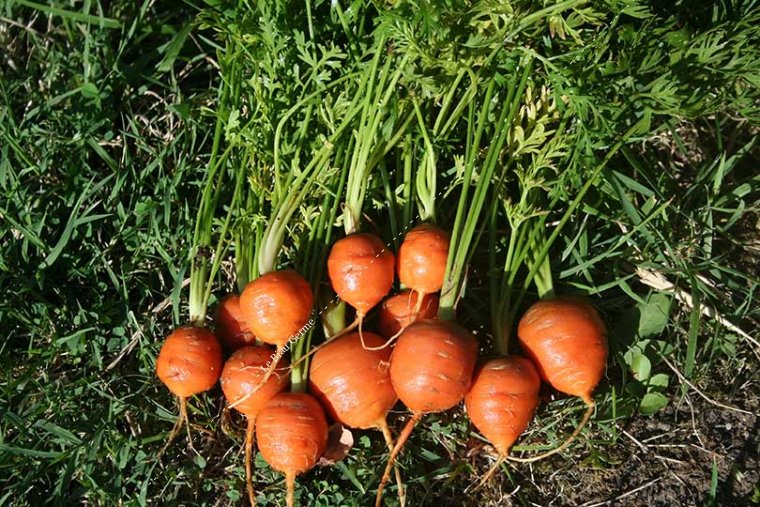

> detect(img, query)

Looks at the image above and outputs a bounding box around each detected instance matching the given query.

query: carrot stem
[376,412,422,507]
[507,400,595,463]
[379,419,406,507]
[180,395,195,453]
[245,418,256,507]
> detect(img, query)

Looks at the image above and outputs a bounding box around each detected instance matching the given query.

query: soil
[473,373,760,506]
[570,395,759,506]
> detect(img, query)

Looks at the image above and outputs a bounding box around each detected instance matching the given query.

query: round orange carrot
[156,326,222,451]
[256,393,328,507]
[511,297,608,462]
[518,297,607,405]
[309,332,406,503]
[236,270,313,401]
[376,319,478,506]
[157,326,222,399]
[464,356,541,483]
[327,233,394,331]
[397,224,450,294]
[239,270,314,348]
[309,332,396,429]
[465,357,541,456]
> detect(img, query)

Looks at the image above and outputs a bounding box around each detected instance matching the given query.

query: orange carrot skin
[220,345,290,418]
[465,356,541,455]
[397,224,450,294]
[156,327,223,398]
[390,319,478,413]
[517,297,607,404]
[239,270,314,347]
[309,332,397,429]
[327,233,394,316]
[377,290,439,339]
[256,393,328,476]
[215,294,255,351]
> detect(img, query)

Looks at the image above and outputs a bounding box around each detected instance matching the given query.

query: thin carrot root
[507,400,595,463]
[361,325,403,351]
[285,471,296,507]
[472,455,506,491]
[181,397,197,454]
[376,412,422,507]
[245,418,256,507]
[411,289,425,317]
[157,396,188,460]
[365,290,427,351]
[220,406,235,439]
[229,346,287,410]
[379,419,406,507]
[358,316,365,350]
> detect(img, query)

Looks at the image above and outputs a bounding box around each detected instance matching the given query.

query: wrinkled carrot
[327,233,394,341]
[256,393,328,507]
[309,332,405,505]
[513,297,607,462]
[156,326,222,453]
[464,356,541,484]
[376,319,478,506]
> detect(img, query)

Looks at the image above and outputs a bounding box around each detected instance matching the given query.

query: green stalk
[343,45,410,234]
[258,71,374,274]
[272,71,360,199]
[412,70,478,225]
[413,100,437,222]
[188,43,255,324]
[401,133,414,229]
[488,203,504,354]
[234,185,260,292]
[259,147,334,274]
[379,161,400,242]
[439,84,493,320]
[439,58,533,320]
[201,165,247,313]
[435,67,478,138]
[290,141,349,392]
[343,47,386,234]
[530,224,555,299]
[188,61,232,326]
[503,119,641,331]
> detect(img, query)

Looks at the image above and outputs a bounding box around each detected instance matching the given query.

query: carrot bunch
[149,14,620,507]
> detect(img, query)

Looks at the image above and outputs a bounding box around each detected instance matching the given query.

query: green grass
[1,0,759,506]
